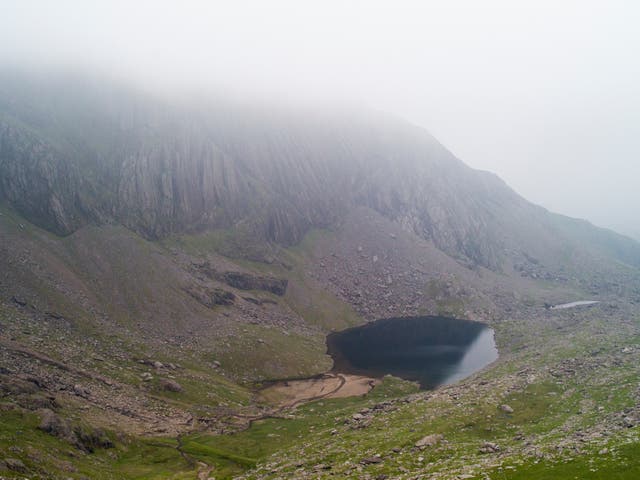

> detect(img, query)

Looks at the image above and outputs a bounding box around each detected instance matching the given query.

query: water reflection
[327,316,498,389]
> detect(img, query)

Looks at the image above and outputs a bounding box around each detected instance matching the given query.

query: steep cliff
[1,70,639,272]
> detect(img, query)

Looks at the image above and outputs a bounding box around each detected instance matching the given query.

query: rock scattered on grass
[479,441,500,454]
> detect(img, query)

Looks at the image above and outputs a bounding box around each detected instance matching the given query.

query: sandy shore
[260,373,379,408]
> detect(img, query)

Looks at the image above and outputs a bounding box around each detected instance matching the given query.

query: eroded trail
[228,373,379,432]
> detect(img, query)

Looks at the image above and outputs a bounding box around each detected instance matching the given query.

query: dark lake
[327,316,498,389]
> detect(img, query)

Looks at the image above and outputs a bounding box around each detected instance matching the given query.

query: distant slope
[1,69,640,275]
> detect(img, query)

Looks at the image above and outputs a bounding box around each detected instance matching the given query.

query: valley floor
[2,299,640,479]
[1,206,640,479]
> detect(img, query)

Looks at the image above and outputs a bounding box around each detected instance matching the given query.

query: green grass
[178,376,420,475]
[213,324,332,381]
[161,226,275,262]
[4,204,640,479]
[492,441,640,480]
[281,229,364,331]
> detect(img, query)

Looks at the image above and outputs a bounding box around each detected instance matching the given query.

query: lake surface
[550,300,600,310]
[327,316,498,389]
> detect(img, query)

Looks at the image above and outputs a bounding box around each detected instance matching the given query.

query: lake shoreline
[260,315,498,406]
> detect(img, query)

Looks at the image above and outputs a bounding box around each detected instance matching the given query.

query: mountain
[2,70,639,273]
[1,70,640,479]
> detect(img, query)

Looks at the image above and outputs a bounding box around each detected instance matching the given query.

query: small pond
[327,316,498,389]
[550,300,600,310]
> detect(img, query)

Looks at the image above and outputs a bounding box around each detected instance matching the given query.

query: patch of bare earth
[261,373,379,408]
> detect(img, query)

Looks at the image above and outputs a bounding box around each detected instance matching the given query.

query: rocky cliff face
[1,70,639,272]
[0,121,88,235]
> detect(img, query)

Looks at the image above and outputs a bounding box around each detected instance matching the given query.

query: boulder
[11,296,27,307]
[17,393,57,411]
[415,433,443,448]
[73,425,114,452]
[38,409,73,441]
[500,404,514,414]
[2,458,27,473]
[185,285,236,308]
[479,441,500,454]
[73,384,90,398]
[160,379,183,393]
[219,271,288,296]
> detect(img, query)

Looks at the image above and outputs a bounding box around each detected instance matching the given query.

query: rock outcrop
[1,70,640,272]
[218,271,288,296]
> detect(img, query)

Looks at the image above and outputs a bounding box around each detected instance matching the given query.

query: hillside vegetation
[1,71,639,479]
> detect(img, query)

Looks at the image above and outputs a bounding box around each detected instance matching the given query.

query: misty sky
[2,0,639,239]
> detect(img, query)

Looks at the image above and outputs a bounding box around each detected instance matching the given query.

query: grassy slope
[0,212,367,478]
[224,308,640,480]
[2,208,640,479]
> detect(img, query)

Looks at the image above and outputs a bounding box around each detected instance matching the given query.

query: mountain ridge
[1,70,639,274]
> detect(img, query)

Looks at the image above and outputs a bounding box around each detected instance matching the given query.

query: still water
[327,316,498,389]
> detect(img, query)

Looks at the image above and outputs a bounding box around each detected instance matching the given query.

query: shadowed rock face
[192,262,288,295]
[1,70,640,271]
[218,272,288,296]
[0,121,91,235]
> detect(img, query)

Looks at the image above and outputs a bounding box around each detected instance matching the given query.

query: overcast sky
[2,0,639,239]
